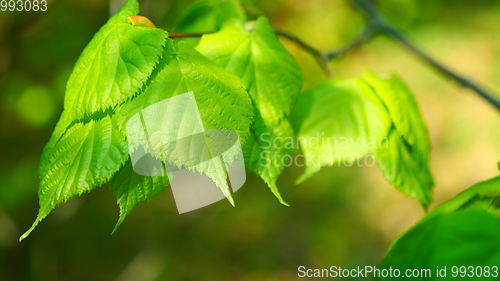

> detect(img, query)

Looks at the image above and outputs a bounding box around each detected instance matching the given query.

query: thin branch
[384,26,500,108]
[274,28,332,76]
[167,3,500,109]
[325,23,380,60]
[349,0,500,109]
[275,26,380,76]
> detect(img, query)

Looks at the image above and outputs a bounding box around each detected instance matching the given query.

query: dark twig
[274,28,332,76]
[170,1,500,109]
[384,26,500,108]
[349,0,500,109]
[325,23,380,60]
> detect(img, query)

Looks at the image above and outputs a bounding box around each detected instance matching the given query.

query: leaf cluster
[21,0,444,240]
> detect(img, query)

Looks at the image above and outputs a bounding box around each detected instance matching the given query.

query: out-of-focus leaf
[428,176,500,218]
[21,116,129,240]
[0,159,38,212]
[174,0,245,33]
[240,0,263,18]
[375,129,434,208]
[363,72,430,161]
[197,17,303,204]
[379,209,500,280]
[380,177,500,279]
[109,162,168,232]
[364,72,434,208]
[292,73,433,207]
[378,0,420,27]
[291,79,392,182]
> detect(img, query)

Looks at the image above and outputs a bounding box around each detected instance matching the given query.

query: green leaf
[379,177,500,279]
[21,116,129,241]
[39,111,74,178]
[291,78,392,182]
[197,17,302,122]
[196,17,304,203]
[428,176,500,218]
[239,0,263,18]
[119,40,253,150]
[63,0,167,123]
[379,210,500,280]
[173,0,246,47]
[118,41,253,205]
[243,113,295,205]
[364,72,434,208]
[22,0,169,240]
[375,129,434,208]
[40,1,167,172]
[109,161,169,232]
[292,73,433,207]
[174,0,245,33]
[363,72,430,162]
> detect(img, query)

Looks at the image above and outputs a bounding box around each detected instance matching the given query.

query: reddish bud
[128,15,156,28]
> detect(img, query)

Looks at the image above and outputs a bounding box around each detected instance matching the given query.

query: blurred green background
[0,0,499,280]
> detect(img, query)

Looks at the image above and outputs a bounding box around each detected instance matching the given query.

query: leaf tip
[111,219,125,235]
[19,217,41,242]
[295,167,318,185]
[227,195,236,207]
[267,182,290,206]
[420,196,433,213]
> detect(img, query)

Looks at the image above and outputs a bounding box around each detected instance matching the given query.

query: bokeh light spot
[15,86,56,127]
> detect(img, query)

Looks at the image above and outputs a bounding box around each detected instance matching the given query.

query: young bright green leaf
[379,210,500,280]
[375,130,434,208]
[196,17,304,203]
[174,0,245,33]
[22,0,169,240]
[428,176,499,218]
[365,72,434,208]
[109,162,169,232]
[63,0,167,123]
[363,72,431,162]
[243,114,295,205]
[119,40,253,149]
[292,74,433,207]
[291,79,392,182]
[238,111,296,205]
[118,41,254,205]
[197,17,302,123]
[21,116,129,241]
[39,111,75,178]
